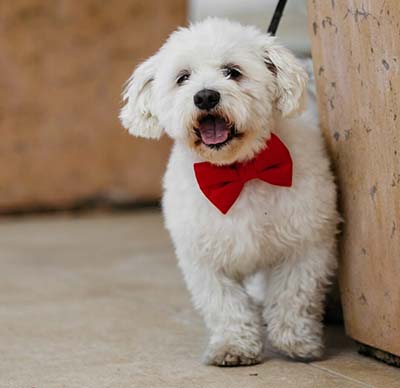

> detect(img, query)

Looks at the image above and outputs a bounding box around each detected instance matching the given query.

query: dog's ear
[120,54,163,139]
[263,41,308,118]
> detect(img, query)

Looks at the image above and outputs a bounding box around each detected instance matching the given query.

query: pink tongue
[198,117,230,145]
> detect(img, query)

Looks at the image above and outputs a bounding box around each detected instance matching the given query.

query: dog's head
[120,18,307,165]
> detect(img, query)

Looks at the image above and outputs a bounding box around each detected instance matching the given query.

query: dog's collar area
[193,133,293,214]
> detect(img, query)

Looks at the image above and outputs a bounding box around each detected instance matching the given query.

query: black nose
[193,89,220,110]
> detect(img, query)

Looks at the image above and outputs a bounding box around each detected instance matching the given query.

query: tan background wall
[307,0,400,355]
[0,0,186,212]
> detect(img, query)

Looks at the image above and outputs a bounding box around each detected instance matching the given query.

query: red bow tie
[193,134,293,214]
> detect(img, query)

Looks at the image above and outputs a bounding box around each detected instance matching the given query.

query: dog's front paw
[269,328,323,361]
[204,342,263,367]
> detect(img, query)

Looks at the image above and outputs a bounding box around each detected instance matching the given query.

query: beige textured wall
[307,0,400,355]
[0,1,186,212]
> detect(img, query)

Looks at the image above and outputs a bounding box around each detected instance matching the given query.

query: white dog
[120,18,339,366]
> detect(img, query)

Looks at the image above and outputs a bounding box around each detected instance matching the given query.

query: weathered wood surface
[0,1,186,212]
[307,0,400,355]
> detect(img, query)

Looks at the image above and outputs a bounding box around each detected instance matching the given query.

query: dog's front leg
[263,243,336,360]
[180,260,263,366]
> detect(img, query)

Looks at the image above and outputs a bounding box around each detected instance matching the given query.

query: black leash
[267,0,288,36]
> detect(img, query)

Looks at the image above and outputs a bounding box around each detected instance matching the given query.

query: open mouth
[194,114,237,149]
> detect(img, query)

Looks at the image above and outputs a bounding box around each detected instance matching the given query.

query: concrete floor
[1,210,400,388]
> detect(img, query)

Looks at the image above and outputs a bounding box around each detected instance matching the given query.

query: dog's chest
[163,164,297,269]
[205,180,291,249]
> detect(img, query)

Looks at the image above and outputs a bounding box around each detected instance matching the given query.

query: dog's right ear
[263,39,308,118]
[119,54,163,139]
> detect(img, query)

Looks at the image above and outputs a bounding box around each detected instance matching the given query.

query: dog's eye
[176,71,190,85]
[223,66,242,80]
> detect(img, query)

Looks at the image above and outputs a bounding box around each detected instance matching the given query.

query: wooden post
[307,0,400,357]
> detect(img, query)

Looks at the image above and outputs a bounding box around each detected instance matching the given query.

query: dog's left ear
[263,41,308,118]
[120,54,163,139]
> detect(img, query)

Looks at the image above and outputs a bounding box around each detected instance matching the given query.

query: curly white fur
[120,18,339,366]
